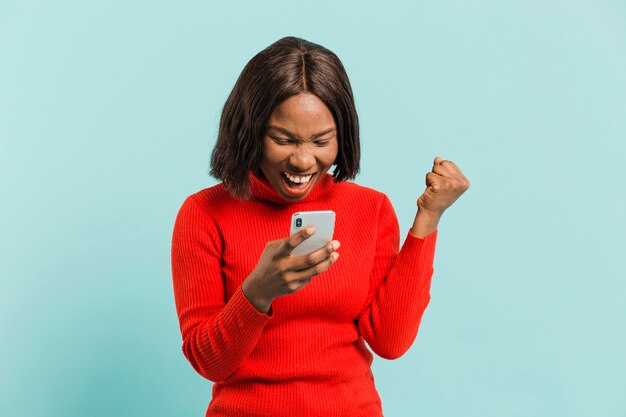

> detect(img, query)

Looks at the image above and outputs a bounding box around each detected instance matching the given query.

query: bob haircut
[210,36,360,200]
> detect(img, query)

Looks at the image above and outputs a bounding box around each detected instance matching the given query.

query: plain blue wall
[1,1,624,416]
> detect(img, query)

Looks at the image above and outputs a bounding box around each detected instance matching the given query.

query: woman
[171,36,469,417]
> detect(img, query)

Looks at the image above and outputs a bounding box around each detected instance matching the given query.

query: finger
[440,159,464,175]
[289,252,340,283]
[287,278,310,292]
[432,156,449,175]
[432,157,459,176]
[288,240,340,272]
[432,163,450,176]
[434,160,468,184]
[425,171,442,188]
[448,162,469,182]
[278,226,316,257]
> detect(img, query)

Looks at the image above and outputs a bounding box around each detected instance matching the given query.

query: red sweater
[171,170,438,417]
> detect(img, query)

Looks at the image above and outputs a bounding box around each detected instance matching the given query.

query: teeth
[284,172,313,184]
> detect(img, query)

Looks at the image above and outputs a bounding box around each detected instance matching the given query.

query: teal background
[1,1,624,416]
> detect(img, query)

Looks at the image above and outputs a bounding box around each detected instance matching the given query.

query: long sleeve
[356,194,438,360]
[171,196,273,382]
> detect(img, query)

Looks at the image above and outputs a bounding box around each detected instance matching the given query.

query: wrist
[417,207,443,220]
[241,279,272,314]
[410,209,442,238]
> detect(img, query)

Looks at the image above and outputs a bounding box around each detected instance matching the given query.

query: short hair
[209,36,360,200]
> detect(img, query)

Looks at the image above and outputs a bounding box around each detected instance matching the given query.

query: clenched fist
[417,156,470,216]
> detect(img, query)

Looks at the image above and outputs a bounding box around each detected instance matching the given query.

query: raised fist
[417,156,470,215]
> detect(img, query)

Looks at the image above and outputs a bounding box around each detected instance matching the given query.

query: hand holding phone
[242,216,340,313]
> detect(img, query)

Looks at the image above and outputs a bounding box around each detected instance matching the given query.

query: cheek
[261,142,285,166]
[322,144,339,165]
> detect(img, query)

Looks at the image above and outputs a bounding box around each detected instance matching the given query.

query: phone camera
[296,218,302,228]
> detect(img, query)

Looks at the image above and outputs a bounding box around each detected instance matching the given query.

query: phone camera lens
[296,218,302,227]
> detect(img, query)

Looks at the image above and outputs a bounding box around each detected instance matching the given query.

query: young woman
[171,36,469,417]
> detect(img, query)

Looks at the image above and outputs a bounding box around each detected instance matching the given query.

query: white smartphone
[289,210,336,256]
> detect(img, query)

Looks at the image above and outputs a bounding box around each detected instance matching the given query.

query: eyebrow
[266,126,336,141]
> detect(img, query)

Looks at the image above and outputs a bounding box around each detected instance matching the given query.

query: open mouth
[280,171,316,195]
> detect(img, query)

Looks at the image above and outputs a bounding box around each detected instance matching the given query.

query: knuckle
[282,271,294,283]
[306,253,317,265]
[276,259,287,272]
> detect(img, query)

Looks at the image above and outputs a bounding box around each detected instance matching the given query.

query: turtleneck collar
[249,170,335,205]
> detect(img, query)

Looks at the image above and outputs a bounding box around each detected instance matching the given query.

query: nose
[289,144,315,171]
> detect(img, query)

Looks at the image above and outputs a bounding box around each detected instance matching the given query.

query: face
[259,93,339,202]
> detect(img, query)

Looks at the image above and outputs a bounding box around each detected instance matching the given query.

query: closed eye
[270,137,292,145]
[270,137,333,146]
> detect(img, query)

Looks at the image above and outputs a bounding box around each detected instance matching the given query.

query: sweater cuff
[407,228,438,241]
[397,228,438,278]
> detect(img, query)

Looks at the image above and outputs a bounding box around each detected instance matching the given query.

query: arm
[356,194,438,360]
[171,196,273,382]
[357,156,468,359]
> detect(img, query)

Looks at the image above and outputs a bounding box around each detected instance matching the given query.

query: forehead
[268,93,335,132]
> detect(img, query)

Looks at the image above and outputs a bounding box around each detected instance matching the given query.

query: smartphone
[289,210,336,256]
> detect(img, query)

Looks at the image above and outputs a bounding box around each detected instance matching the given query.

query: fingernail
[332,241,340,250]
[333,252,339,260]
[306,226,315,235]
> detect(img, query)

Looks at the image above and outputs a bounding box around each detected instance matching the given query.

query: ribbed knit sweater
[171,170,438,417]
